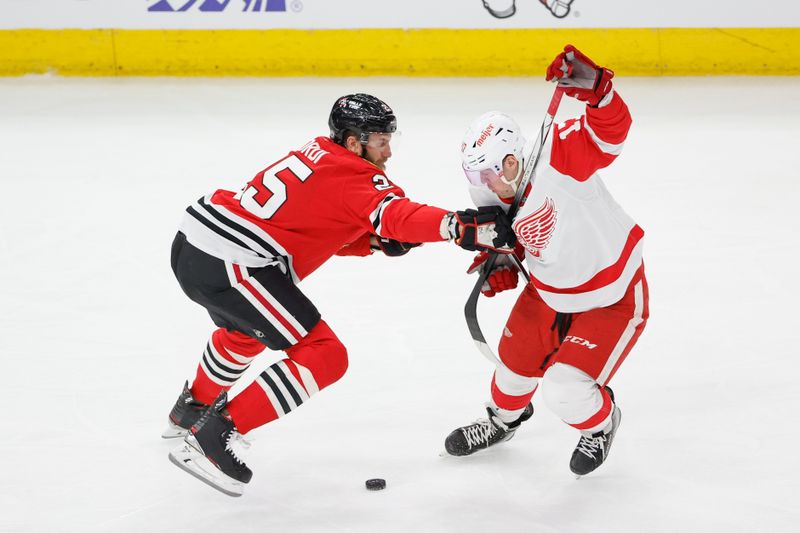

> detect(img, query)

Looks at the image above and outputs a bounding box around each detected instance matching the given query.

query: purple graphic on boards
[148,0,287,12]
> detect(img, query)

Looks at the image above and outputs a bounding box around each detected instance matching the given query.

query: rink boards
[1,27,799,76]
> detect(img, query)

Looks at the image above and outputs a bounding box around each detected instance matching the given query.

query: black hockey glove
[372,237,422,257]
[445,206,516,253]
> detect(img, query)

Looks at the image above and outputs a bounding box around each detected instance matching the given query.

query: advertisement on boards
[0,0,798,29]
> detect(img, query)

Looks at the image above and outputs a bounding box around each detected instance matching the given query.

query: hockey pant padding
[541,363,613,434]
[497,283,561,376]
[170,232,321,352]
[192,328,265,405]
[496,266,648,387]
[490,365,539,424]
[228,320,348,434]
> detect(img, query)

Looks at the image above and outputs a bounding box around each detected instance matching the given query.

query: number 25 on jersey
[236,155,313,219]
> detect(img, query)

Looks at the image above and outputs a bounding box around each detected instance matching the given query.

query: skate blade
[161,421,189,439]
[168,439,245,497]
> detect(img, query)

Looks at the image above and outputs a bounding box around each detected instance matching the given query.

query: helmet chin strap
[499,161,524,193]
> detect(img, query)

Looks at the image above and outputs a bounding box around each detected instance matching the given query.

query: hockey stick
[464,85,565,366]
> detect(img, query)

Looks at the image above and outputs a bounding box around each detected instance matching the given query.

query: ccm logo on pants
[563,336,597,349]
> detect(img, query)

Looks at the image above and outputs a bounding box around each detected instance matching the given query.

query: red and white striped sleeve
[549,91,632,182]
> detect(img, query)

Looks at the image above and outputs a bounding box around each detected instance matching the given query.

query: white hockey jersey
[470,91,643,313]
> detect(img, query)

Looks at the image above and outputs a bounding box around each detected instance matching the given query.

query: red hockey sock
[191,328,265,405]
[228,320,348,434]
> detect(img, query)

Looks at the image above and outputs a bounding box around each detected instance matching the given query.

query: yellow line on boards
[1,28,798,76]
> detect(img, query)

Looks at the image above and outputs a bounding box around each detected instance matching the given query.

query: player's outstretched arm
[545,44,632,179]
[371,198,514,254]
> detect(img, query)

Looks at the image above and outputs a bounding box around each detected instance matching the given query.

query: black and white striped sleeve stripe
[186,195,298,281]
[368,194,405,236]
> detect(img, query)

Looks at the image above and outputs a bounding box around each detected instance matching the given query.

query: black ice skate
[570,387,622,477]
[168,391,252,497]
[444,403,533,456]
[162,380,209,439]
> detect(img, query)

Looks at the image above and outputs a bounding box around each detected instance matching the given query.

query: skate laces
[225,431,251,466]
[461,417,503,448]
[576,433,606,459]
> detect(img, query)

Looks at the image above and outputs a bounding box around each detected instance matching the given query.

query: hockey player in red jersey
[165,93,515,496]
[444,46,649,477]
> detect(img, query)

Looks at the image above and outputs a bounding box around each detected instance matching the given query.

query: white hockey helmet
[460,111,526,189]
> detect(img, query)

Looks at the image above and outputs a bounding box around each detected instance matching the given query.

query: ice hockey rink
[1,75,798,533]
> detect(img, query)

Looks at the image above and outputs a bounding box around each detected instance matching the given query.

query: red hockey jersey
[179,136,448,281]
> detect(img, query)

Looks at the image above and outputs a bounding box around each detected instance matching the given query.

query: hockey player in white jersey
[444,45,650,476]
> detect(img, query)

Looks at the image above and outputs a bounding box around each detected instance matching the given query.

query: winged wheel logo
[513,197,557,258]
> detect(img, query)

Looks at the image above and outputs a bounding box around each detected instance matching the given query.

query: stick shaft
[464,85,565,366]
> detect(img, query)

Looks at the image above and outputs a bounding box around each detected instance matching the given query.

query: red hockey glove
[445,206,516,253]
[467,252,520,297]
[485,268,519,297]
[371,237,422,257]
[546,44,614,107]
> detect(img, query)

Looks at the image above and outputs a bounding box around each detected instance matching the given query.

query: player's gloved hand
[371,237,422,257]
[545,44,614,107]
[443,206,516,253]
[467,252,520,297]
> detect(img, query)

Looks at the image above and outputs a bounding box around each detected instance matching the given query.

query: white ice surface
[1,76,798,533]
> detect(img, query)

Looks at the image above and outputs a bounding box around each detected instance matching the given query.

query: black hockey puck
[365,478,386,491]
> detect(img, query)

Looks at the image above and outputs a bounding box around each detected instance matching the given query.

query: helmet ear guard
[329,93,398,145]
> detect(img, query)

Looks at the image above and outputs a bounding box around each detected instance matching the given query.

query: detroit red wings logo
[514,197,557,258]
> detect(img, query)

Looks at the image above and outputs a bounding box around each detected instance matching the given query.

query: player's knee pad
[494,364,539,397]
[285,320,348,390]
[491,363,539,414]
[541,363,602,424]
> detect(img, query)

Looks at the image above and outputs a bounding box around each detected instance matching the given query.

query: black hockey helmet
[328,93,397,145]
